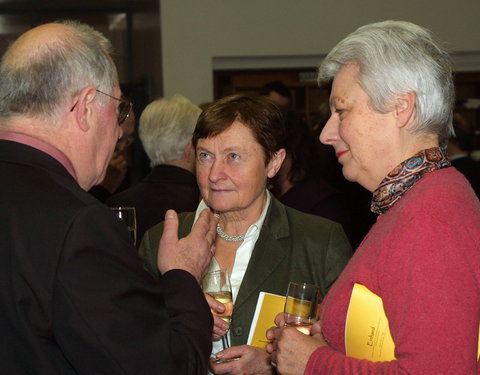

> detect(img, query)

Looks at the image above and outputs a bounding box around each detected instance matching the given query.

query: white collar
[194,190,271,240]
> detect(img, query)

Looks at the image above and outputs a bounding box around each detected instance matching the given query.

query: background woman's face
[320,64,399,192]
[90,86,124,187]
[195,120,280,215]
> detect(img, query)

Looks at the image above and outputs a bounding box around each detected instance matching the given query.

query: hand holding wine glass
[284,282,320,335]
[204,294,231,340]
[202,269,233,350]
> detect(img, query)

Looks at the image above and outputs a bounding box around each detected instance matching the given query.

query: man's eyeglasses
[70,89,133,125]
[95,89,133,125]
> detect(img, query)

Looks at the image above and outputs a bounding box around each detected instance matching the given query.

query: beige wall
[161,0,480,105]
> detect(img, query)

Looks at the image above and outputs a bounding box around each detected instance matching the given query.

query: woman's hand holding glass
[205,293,230,340]
[266,313,327,374]
[210,345,273,375]
[284,282,320,334]
[202,269,234,350]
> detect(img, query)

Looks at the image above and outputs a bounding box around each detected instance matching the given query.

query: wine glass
[284,281,320,335]
[111,206,137,245]
[202,269,233,349]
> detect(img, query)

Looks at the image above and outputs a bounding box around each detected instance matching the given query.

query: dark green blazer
[139,196,352,346]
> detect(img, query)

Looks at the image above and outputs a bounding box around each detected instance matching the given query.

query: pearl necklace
[214,213,246,242]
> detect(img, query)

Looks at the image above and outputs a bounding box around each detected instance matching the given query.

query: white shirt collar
[196,191,272,357]
[194,190,271,239]
[193,190,272,299]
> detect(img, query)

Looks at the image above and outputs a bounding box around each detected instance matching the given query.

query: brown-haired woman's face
[195,120,283,215]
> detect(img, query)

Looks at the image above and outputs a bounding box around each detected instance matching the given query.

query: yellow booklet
[247,292,286,350]
[345,283,395,361]
[346,283,480,361]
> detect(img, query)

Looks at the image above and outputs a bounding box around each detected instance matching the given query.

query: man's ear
[394,91,416,128]
[183,141,194,160]
[72,86,97,132]
[267,148,286,178]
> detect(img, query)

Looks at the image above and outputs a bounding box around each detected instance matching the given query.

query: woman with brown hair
[140,94,352,374]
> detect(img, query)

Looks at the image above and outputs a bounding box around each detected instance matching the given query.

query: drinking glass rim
[288,281,320,289]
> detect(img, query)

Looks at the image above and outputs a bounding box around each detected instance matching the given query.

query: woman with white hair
[107,94,201,242]
[267,20,480,374]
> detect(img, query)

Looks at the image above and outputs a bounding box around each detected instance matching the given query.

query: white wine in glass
[202,269,233,348]
[284,282,320,335]
[207,291,233,324]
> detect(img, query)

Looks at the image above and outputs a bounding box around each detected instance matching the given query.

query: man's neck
[0,130,78,181]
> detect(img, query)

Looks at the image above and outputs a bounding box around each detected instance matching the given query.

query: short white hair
[0,20,117,122]
[139,94,201,166]
[318,20,454,147]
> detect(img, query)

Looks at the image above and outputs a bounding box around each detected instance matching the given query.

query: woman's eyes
[198,152,210,160]
[197,152,241,163]
[228,153,240,161]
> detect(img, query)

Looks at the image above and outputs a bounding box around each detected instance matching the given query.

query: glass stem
[221,334,229,349]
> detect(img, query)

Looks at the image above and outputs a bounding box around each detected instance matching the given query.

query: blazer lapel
[234,198,290,310]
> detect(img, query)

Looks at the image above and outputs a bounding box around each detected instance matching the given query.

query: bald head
[3,23,73,70]
[0,20,118,123]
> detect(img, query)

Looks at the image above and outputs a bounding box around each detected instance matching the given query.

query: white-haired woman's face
[320,64,400,192]
[195,120,284,216]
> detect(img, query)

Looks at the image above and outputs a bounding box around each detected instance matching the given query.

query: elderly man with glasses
[0,20,218,374]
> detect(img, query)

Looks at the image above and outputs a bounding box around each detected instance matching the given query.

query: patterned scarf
[371,147,451,214]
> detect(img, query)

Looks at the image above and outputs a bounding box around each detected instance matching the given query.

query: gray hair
[0,20,117,123]
[139,94,201,166]
[318,20,454,147]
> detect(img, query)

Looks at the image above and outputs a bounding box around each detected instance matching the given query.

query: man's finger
[159,209,179,250]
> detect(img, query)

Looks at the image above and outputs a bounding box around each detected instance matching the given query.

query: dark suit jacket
[139,196,352,347]
[106,164,200,244]
[0,139,212,374]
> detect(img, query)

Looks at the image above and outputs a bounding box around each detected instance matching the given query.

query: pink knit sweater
[306,168,480,374]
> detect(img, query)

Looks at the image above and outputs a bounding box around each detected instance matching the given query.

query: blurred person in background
[260,80,292,110]
[89,106,135,202]
[107,94,201,242]
[270,110,352,241]
[447,110,480,196]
